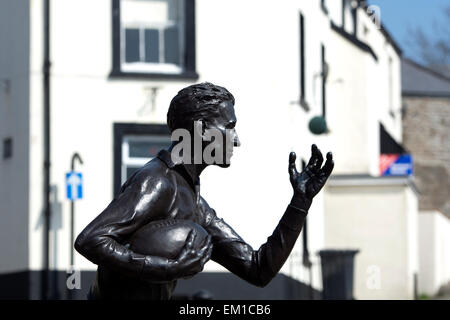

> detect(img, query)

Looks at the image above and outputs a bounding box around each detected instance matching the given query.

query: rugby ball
[129,219,209,260]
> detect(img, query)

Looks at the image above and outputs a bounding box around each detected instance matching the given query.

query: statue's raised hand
[288,144,334,211]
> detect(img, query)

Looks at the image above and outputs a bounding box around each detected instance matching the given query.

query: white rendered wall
[324,178,419,299]
[0,0,30,273]
[196,0,331,290]
[418,211,450,296]
[326,9,403,177]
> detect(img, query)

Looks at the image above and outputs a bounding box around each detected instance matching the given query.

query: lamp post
[70,153,83,266]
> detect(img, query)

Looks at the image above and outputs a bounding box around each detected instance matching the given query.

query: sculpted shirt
[75,150,307,300]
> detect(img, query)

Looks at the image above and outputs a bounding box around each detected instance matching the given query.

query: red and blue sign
[379,154,413,176]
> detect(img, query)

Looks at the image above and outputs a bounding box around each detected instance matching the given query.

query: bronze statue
[75,82,334,299]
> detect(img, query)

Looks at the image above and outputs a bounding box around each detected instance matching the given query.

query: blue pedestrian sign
[66,171,83,200]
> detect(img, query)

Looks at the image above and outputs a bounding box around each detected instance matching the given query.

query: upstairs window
[321,0,328,14]
[299,12,307,110]
[112,0,197,79]
[122,0,184,73]
[3,137,12,159]
[342,0,347,27]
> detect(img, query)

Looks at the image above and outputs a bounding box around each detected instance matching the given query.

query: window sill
[109,69,199,81]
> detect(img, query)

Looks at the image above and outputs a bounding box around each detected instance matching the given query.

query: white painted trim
[328,175,420,195]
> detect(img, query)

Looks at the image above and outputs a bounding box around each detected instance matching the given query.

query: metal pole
[70,201,74,266]
[42,0,51,301]
[301,159,314,300]
[68,153,82,300]
[70,153,83,266]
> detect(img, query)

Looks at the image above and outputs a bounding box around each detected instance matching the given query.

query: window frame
[351,5,358,36]
[321,44,327,119]
[299,12,309,111]
[113,123,171,197]
[3,137,12,159]
[110,0,198,80]
[121,135,172,185]
[320,0,328,15]
[342,0,347,28]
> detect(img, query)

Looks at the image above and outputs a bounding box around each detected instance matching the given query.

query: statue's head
[167,82,240,168]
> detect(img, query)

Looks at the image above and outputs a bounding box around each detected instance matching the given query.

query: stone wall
[402,96,450,217]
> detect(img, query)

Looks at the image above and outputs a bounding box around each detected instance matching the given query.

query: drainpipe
[42,0,51,300]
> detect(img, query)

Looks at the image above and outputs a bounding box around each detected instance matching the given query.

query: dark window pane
[164,26,180,65]
[3,137,12,159]
[144,29,159,63]
[126,166,141,180]
[125,28,140,62]
[129,140,171,158]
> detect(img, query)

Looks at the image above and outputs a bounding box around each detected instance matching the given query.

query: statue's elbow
[74,233,88,256]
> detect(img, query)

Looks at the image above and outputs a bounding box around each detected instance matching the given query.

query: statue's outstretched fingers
[321,152,334,177]
[288,152,298,178]
[312,145,324,172]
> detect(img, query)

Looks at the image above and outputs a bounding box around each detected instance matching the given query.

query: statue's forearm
[209,200,307,287]
[75,231,170,282]
[251,202,307,286]
[75,232,145,278]
[289,194,312,212]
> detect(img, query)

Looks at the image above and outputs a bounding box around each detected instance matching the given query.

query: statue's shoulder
[119,157,176,196]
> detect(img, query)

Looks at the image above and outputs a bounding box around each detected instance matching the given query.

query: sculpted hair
[167,82,235,132]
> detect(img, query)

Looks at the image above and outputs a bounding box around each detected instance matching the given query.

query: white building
[401,58,450,297]
[0,0,415,299]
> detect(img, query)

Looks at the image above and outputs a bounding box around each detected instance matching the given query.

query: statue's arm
[74,174,175,281]
[205,202,307,288]
[205,144,333,287]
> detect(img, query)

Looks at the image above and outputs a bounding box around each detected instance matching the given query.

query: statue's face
[204,100,240,168]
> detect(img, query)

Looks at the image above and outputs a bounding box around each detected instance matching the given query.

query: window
[113,123,171,196]
[321,44,327,118]
[388,56,394,117]
[121,135,172,185]
[351,4,358,35]
[3,137,12,159]
[343,0,358,34]
[321,0,328,14]
[111,0,198,79]
[299,12,309,111]
[342,0,347,27]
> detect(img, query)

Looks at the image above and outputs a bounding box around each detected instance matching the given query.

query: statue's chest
[167,187,204,225]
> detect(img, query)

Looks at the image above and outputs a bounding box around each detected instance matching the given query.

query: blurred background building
[401,57,450,297]
[0,0,448,300]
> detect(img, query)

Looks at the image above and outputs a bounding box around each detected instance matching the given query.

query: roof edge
[403,57,450,83]
[359,1,403,56]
